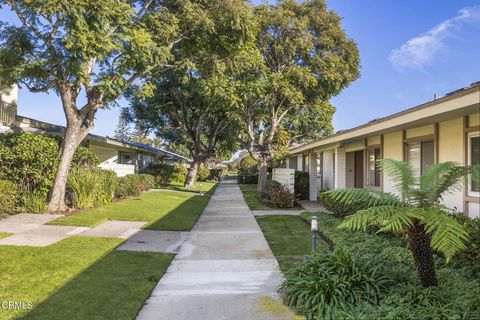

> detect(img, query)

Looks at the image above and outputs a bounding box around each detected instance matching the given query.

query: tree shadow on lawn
[23,246,174,320]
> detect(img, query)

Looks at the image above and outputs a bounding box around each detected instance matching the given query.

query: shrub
[294,171,309,200]
[0,180,17,214]
[170,163,188,184]
[268,185,295,208]
[453,215,480,277]
[281,247,389,319]
[318,189,370,216]
[263,180,281,199]
[208,168,224,182]
[237,175,258,184]
[116,174,142,198]
[0,132,99,195]
[67,168,116,209]
[137,174,155,192]
[141,163,174,185]
[197,166,210,182]
[20,192,47,213]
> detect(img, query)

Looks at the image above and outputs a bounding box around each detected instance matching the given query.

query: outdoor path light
[311,215,318,253]
[199,183,203,196]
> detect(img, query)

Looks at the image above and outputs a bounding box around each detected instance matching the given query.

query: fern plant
[325,159,473,287]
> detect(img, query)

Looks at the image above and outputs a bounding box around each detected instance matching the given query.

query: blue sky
[2,0,480,137]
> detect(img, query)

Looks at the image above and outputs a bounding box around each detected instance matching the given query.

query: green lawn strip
[0,232,11,239]
[48,191,207,228]
[159,181,218,194]
[146,193,210,231]
[256,215,329,272]
[0,236,173,320]
[239,184,303,210]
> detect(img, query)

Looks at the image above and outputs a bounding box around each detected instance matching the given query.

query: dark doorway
[354,150,364,188]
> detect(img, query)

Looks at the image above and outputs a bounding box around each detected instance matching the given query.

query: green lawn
[256,215,329,272]
[159,181,217,194]
[0,237,173,320]
[49,191,210,230]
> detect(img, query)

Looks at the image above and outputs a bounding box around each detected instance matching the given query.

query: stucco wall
[438,117,464,211]
[322,150,334,189]
[469,112,479,127]
[89,145,118,164]
[382,131,403,196]
[406,124,434,138]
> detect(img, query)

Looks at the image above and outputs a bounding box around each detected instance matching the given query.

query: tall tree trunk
[407,220,438,287]
[184,160,201,188]
[47,123,89,213]
[257,160,268,192]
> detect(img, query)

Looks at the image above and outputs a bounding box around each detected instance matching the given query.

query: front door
[354,150,364,188]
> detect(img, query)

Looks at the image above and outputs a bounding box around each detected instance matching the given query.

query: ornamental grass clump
[281,247,389,319]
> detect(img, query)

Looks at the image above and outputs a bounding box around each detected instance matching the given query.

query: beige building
[287,82,480,218]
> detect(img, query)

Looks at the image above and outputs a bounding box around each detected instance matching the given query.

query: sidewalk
[137,181,299,320]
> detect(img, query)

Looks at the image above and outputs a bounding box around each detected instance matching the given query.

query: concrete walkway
[137,181,299,320]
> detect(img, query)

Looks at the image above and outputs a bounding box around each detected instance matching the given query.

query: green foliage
[237,175,258,184]
[0,132,60,195]
[327,160,470,263]
[281,247,389,319]
[318,190,370,217]
[453,215,480,277]
[72,147,100,168]
[294,171,309,200]
[170,164,188,184]
[300,212,480,319]
[142,164,175,185]
[115,175,141,199]
[67,168,117,209]
[137,174,155,192]
[208,168,225,182]
[197,166,210,182]
[20,192,47,213]
[239,156,258,174]
[263,179,282,199]
[267,185,296,208]
[0,180,17,214]
[0,132,100,196]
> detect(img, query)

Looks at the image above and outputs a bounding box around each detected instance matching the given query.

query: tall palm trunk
[407,220,438,287]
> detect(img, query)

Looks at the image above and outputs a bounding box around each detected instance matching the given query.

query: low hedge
[237,175,258,184]
[299,212,480,319]
[115,173,155,199]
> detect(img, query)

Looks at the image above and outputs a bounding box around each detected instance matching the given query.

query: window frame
[467,131,480,197]
[366,147,381,188]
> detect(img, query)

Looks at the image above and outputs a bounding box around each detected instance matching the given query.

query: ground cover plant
[324,159,470,287]
[297,212,480,319]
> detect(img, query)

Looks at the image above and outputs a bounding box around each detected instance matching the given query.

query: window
[303,154,310,172]
[367,148,381,187]
[468,132,480,195]
[406,140,434,176]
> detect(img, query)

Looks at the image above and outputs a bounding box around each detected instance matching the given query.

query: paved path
[137,181,299,320]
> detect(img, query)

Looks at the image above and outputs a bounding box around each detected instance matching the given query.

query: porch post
[334,147,346,189]
[309,151,318,201]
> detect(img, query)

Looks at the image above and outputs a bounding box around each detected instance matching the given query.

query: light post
[199,183,203,196]
[311,215,318,253]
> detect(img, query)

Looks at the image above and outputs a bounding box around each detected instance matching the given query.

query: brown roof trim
[290,82,480,153]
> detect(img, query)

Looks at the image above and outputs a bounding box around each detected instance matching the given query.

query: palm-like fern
[325,159,471,287]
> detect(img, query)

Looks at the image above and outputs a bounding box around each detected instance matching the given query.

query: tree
[130,0,255,187]
[0,0,190,211]
[235,0,360,191]
[325,159,471,287]
[114,107,133,142]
